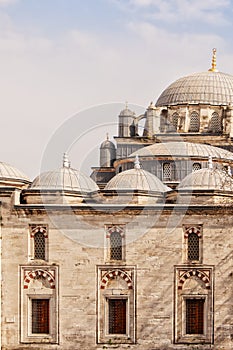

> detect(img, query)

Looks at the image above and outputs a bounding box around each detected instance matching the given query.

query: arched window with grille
[171,112,179,131]
[163,163,172,181]
[110,231,122,260]
[189,112,200,132]
[188,232,199,261]
[192,163,201,172]
[29,225,48,261]
[34,232,46,260]
[209,112,221,133]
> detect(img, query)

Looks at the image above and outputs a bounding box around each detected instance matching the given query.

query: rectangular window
[34,232,46,260]
[109,299,126,334]
[188,233,199,261]
[186,298,204,335]
[32,299,50,334]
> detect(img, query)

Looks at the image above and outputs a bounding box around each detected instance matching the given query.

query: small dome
[105,158,170,193]
[30,167,99,193]
[129,142,233,161]
[0,161,30,185]
[156,71,233,107]
[178,167,233,192]
[100,136,116,150]
[119,107,135,117]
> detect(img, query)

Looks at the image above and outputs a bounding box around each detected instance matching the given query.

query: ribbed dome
[0,161,30,183]
[105,167,170,192]
[30,167,99,193]
[178,168,233,191]
[100,139,116,149]
[119,107,135,117]
[130,142,233,161]
[156,71,233,107]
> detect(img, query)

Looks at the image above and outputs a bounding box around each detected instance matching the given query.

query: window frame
[183,225,203,264]
[105,225,126,263]
[97,266,136,344]
[174,266,214,345]
[20,266,58,344]
[29,224,48,262]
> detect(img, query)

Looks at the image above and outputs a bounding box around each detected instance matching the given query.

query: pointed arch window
[171,112,179,131]
[209,112,221,133]
[34,232,46,260]
[188,232,199,261]
[106,225,125,262]
[29,225,48,261]
[189,112,200,132]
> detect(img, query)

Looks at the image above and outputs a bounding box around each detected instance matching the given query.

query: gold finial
[208,48,218,72]
[63,152,70,168]
[125,101,128,109]
[106,133,109,141]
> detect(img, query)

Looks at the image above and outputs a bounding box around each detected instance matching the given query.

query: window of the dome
[163,163,172,180]
[209,112,221,133]
[192,163,201,172]
[171,112,179,131]
[189,112,200,132]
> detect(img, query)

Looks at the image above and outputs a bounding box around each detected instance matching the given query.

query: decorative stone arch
[106,225,125,238]
[23,269,55,289]
[178,269,210,290]
[29,224,48,238]
[184,225,202,238]
[100,269,133,289]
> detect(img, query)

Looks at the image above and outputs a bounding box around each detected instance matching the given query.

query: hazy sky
[1,0,233,178]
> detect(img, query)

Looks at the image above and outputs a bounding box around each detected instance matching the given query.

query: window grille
[109,299,126,334]
[172,113,179,130]
[32,299,49,334]
[34,232,45,260]
[163,163,172,180]
[188,233,199,261]
[192,163,201,172]
[209,112,221,133]
[110,231,122,260]
[186,298,204,334]
[189,112,200,132]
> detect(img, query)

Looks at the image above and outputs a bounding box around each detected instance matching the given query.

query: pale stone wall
[1,200,233,349]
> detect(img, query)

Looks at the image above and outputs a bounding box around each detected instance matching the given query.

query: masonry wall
[1,201,233,350]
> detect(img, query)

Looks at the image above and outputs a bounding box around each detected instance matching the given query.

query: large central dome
[156,71,233,107]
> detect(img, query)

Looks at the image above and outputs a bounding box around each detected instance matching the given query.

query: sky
[1,0,233,178]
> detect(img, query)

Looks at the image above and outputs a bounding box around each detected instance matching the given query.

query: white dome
[0,161,30,184]
[105,167,170,193]
[30,167,99,193]
[129,142,233,161]
[178,167,233,192]
[156,71,233,107]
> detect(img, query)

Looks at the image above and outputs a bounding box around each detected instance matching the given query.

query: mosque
[1,49,233,349]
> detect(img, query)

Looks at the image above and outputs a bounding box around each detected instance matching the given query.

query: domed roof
[100,135,116,149]
[0,161,30,184]
[119,107,135,117]
[30,155,99,193]
[178,167,233,192]
[129,142,233,161]
[156,71,233,107]
[105,157,170,193]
